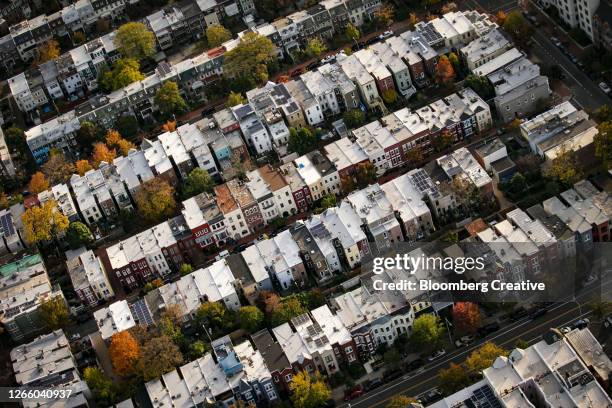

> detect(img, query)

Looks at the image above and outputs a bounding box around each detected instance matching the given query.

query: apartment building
[66,247,114,307]
[0,253,64,340]
[541,0,600,40]
[11,330,90,408]
[460,27,512,72]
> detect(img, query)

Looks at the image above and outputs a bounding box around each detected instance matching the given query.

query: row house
[310,305,357,363]
[573,180,612,225]
[253,230,307,289]
[294,150,340,201]
[304,216,343,273]
[196,118,246,178]
[272,322,318,378]
[492,219,548,278]
[435,147,494,196]
[70,169,119,225]
[526,204,577,258]
[65,247,114,308]
[0,128,16,178]
[381,173,434,241]
[338,53,382,110]
[215,183,250,240]
[0,205,28,256]
[147,7,189,50]
[369,41,416,97]
[158,128,196,179]
[404,167,456,219]
[386,32,438,88]
[332,285,414,356]
[354,48,396,96]
[352,120,408,175]
[506,207,561,267]
[246,81,307,130]
[259,164,298,216]
[142,138,179,185]
[474,228,526,286]
[280,163,313,212]
[245,168,281,224]
[251,329,295,392]
[345,183,404,251]
[232,103,274,155]
[560,187,610,242]
[317,62,360,112]
[291,220,334,282]
[288,312,341,375]
[226,178,264,232]
[542,196,594,249]
[113,149,155,195]
[182,192,227,249]
[323,137,369,190]
[226,253,272,304]
[37,183,80,222]
[93,299,138,341]
[8,72,49,117]
[460,28,512,72]
[98,161,134,211]
[285,77,325,126]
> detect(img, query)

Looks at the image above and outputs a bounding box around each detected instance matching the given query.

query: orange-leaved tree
[92,143,117,168]
[109,331,140,377]
[29,171,49,194]
[452,302,482,334]
[75,160,93,176]
[435,55,455,85]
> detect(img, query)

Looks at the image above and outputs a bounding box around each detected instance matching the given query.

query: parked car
[509,307,529,321]
[405,358,424,371]
[379,30,393,39]
[418,388,443,405]
[344,384,364,401]
[599,82,611,95]
[70,333,81,341]
[305,61,320,71]
[572,318,590,329]
[478,322,500,337]
[290,68,303,77]
[455,335,475,348]
[560,326,572,334]
[215,249,230,261]
[321,55,335,64]
[363,378,383,392]
[382,369,403,383]
[550,37,562,47]
[604,316,612,328]
[427,349,446,361]
[529,308,547,319]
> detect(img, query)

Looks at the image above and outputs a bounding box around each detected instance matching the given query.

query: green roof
[0,253,43,277]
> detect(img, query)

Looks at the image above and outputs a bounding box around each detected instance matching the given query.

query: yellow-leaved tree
[290,371,331,408]
[21,200,69,244]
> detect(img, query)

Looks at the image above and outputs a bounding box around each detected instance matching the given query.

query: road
[463,0,610,111]
[340,278,610,408]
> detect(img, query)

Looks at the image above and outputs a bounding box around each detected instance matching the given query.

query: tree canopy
[182,168,215,199]
[346,23,360,42]
[36,40,60,65]
[135,177,177,222]
[452,302,482,334]
[155,81,188,117]
[101,58,145,91]
[226,91,246,107]
[105,129,135,156]
[387,395,418,408]
[544,146,582,185]
[465,342,507,372]
[595,121,612,170]
[305,38,327,59]
[115,22,156,60]
[464,75,495,100]
[40,153,75,185]
[39,296,70,330]
[223,32,277,86]
[66,221,93,249]
[288,127,317,155]
[271,297,308,326]
[83,367,116,406]
[206,24,232,47]
[109,331,141,377]
[92,143,117,168]
[343,109,366,128]
[21,200,69,244]
[137,334,184,381]
[410,313,445,352]
[28,171,49,194]
[238,306,264,332]
[435,55,455,84]
[503,11,533,45]
[439,362,471,394]
[290,371,331,408]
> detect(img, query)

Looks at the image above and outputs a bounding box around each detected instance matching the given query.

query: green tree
[83,367,116,406]
[503,11,533,45]
[544,146,582,185]
[77,121,103,148]
[288,127,317,155]
[320,194,337,210]
[115,22,156,60]
[343,109,365,128]
[5,126,28,155]
[506,172,527,195]
[465,343,507,372]
[448,52,461,72]
[238,306,264,332]
[182,168,215,199]
[137,334,184,381]
[179,263,193,276]
[226,91,246,107]
[155,81,188,118]
[374,3,395,27]
[346,23,360,43]
[115,115,139,140]
[66,221,93,249]
[39,296,70,330]
[514,339,529,349]
[223,32,276,86]
[594,105,612,122]
[382,89,398,105]
[271,297,308,326]
[305,38,327,59]
[410,314,445,353]
[595,121,612,170]
[101,58,145,91]
[206,24,232,47]
[189,340,207,359]
[197,302,235,332]
[290,371,331,408]
[464,75,495,100]
[439,363,470,394]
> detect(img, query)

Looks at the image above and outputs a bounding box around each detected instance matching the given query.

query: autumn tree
[465,342,507,372]
[39,296,70,330]
[405,145,424,164]
[162,120,177,133]
[433,130,455,152]
[387,395,418,408]
[408,13,418,30]
[28,172,49,194]
[182,168,215,199]
[288,127,317,155]
[382,89,398,105]
[135,177,176,222]
[36,39,60,64]
[496,10,507,25]
[72,31,86,45]
[223,32,276,86]
[452,302,482,334]
[75,160,93,176]
[238,306,264,332]
[66,221,93,249]
[206,24,232,47]
[305,38,327,59]
[115,22,155,60]
[105,129,135,156]
[435,55,455,84]
[101,58,145,91]
[595,121,612,170]
[155,81,188,118]
[439,363,470,394]
[374,3,395,27]
[92,143,117,168]
[22,200,69,244]
[41,153,75,184]
[109,331,141,377]
[503,11,533,45]
[290,371,331,408]
[410,313,445,352]
[227,91,246,107]
[448,52,461,72]
[158,305,184,347]
[355,162,377,188]
[179,263,193,276]
[346,23,360,43]
[83,367,116,406]
[544,146,582,185]
[343,109,365,128]
[271,296,308,326]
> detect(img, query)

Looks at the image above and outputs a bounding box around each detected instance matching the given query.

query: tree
[452,302,482,334]
[439,363,470,394]
[465,342,507,372]
[105,129,135,156]
[159,305,184,346]
[503,11,533,45]
[36,39,60,64]
[496,10,507,25]
[206,24,232,47]
[320,194,337,211]
[515,155,540,175]
[39,296,70,330]
[83,367,116,406]
[305,38,327,59]
[595,121,612,170]
[382,89,398,105]
[410,314,445,352]
[77,121,102,148]
[66,221,93,249]
[115,115,140,140]
[179,263,193,276]
[28,172,49,194]
[73,31,86,45]
[75,160,93,176]
[135,177,176,222]
[435,55,455,84]
[162,120,177,133]
[109,331,141,377]
[387,395,418,408]
[506,172,527,195]
[271,297,308,326]
[92,143,117,168]
[5,126,28,155]
[448,52,461,72]
[96,18,111,34]
[101,58,145,91]
[355,162,377,187]
[22,200,69,244]
[405,145,424,164]
[189,340,207,359]
[594,105,612,123]
[227,91,246,107]
[223,32,276,86]
[422,0,441,9]
[343,109,365,128]
[138,334,183,381]
[238,306,264,332]
[155,81,188,117]
[290,371,331,408]
[433,130,455,152]
[346,23,360,43]
[374,3,395,27]
[196,302,234,332]
[515,339,529,349]
[544,146,582,185]
[464,75,495,100]
[115,22,155,60]
[408,13,418,30]
[383,348,401,370]
[183,168,215,199]
[41,153,75,184]
[288,127,317,155]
